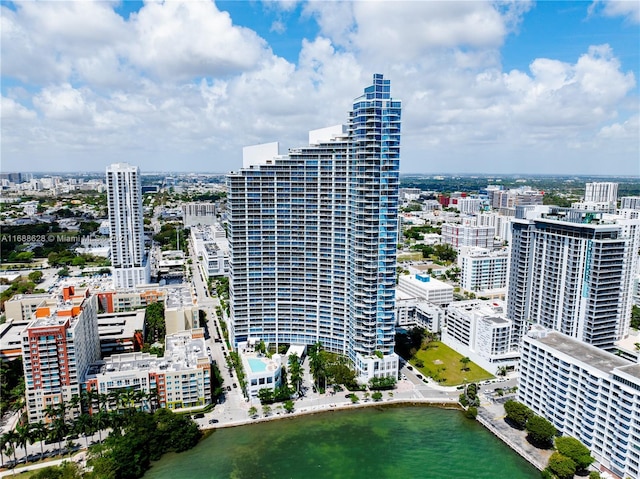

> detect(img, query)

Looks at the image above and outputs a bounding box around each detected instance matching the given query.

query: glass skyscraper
[227,74,401,380]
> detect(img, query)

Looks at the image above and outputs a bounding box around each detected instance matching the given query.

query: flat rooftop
[535,331,632,375]
[97,310,145,340]
[86,331,208,377]
[616,363,640,381]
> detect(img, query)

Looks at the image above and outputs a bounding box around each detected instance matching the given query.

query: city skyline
[2,1,638,176]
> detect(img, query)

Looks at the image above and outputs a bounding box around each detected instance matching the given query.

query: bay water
[144,406,539,479]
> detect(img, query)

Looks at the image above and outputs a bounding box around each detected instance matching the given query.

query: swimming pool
[248,358,267,373]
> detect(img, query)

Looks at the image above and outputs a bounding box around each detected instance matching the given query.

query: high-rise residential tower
[227,74,401,380]
[106,163,150,289]
[22,287,101,423]
[506,206,640,350]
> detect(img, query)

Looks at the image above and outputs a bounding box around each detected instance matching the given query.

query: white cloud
[127,2,270,80]
[1,96,37,121]
[589,0,640,23]
[598,115,640,139]
[0,0,637,175]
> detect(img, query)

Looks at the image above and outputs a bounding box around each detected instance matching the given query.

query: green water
[144,406,539,479]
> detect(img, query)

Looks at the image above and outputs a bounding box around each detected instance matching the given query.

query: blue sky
[1,0,638,174]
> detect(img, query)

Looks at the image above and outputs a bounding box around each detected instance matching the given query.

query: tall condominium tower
[22,287,101,423]
[106,163,150,289]
[228,74,401,381]
[506,206,640,350]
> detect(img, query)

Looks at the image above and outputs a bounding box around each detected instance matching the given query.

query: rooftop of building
[165,286,196,309]
[97,310,145,340]
[616,363,640,381]
[531,330,632,375]
[86,330,208,377]
[398,273,453,291]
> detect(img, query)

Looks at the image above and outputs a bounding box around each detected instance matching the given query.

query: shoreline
[201,396,461,432]
[201,396,546,472]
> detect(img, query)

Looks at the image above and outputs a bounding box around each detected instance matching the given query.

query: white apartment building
[21,287,101,423]
[228,75,401,382]
[620,196,640,210]
[85,329,211,412]
[507,206,640,349]
[191,224,229,279]
[453,197,483,215]
[238,341,283,399]
[397,274,453,306]
[571,200,617,214]
[585,182,618,203]
[442,300,519,373]
[395,290,445,332]
[183,202,217,227]
[441,223,494,249]
[519,328,640,479]
[474,211,513,243]
[492,187,544,209]
[458,247,509,296]
[106,163,150,289]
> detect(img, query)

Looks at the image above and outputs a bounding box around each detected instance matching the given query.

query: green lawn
[397,252,423,262]
[409,341,493,386]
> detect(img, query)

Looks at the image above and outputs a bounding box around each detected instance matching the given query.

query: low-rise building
[191,224,229,279]
[85,328,211,413]
[442,299,518,374]
[519,327,640,479]
[97,310,145,356]
[397,274,453,306]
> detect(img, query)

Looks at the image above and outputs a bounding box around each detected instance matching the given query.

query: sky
[1,0,639,175]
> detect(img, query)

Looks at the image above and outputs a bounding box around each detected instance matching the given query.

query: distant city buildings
[506,206,640,350]
[227,74,401,381]
[182,202,218,227]
[106,163,150,289]
[519,327,640,479]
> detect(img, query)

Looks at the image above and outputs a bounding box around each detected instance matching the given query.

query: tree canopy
[547,452,577,479]
[555,436,594,471]
[503,400,533,430]
[525,414,556,448]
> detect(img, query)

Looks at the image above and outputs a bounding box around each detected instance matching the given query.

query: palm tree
[460,357,471,371]
[309,342,326,391]
[148,387,161,412]
[108,390,123,414]
[3,430,19,465]
[93,410,109,444]
[15,422,32,463]
[0,432,10,467]
[45,405,69,457]
[30,421,48,461]
[74,413,94,449]
[288,354,303,396]
[133,389,148,412]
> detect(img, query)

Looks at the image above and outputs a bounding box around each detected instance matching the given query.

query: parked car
[209,419,219,424]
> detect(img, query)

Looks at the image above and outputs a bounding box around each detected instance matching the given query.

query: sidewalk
[477,399,552,471]
[0,451,86,478]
